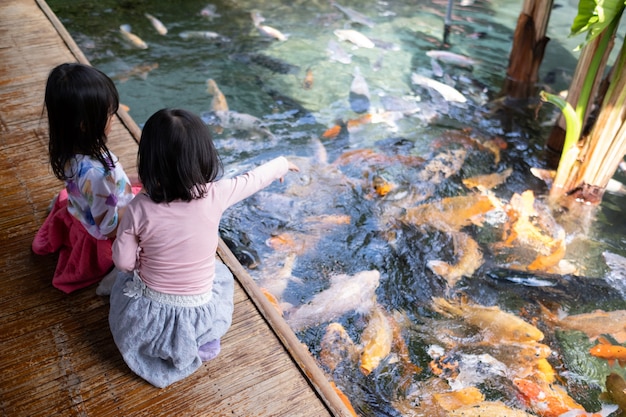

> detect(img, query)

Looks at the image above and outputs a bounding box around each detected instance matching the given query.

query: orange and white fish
[144,13,167,35]
[589,336,626,367]
[431,297,544,343]
[112,62,159,83]
[119,24,148,49]
[427,231,483,288]
[514,377,585,417]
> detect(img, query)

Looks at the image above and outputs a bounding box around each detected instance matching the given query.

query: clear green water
[48,0,626,415]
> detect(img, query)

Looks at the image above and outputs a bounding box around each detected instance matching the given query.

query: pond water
[48,0,626,415]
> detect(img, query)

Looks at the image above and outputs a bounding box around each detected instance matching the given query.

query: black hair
[138,108,223,203]
[45,63,119,180]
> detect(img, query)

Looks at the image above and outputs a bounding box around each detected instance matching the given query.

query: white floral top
[65,152,134,240]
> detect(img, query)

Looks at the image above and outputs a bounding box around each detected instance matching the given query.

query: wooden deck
[0,1,352,416]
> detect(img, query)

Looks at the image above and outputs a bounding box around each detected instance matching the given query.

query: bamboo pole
[501,0,552,99]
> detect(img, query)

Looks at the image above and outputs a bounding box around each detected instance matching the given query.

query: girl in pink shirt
[109,108,298,388]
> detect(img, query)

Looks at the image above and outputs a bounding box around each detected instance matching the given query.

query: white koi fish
[203,110,276,139]
[119,24,148,49]
[331,1,375,28]
[426,50,476,69]
[285,270,380,332]
[327,40,352,64]
[251,11,287,41]
[411,72,467,103]
[334,29,375,49]
[144,13,167,35]
[179,31,222,40]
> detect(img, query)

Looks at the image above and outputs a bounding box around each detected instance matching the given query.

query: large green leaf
[570,0,625,48]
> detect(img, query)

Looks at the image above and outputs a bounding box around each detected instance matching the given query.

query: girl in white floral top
[32,63,137,294]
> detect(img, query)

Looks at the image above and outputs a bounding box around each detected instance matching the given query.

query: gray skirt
[108,262,234,388]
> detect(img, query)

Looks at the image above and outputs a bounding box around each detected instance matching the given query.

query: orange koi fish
[427,231,483,288]
[359,305,393,375]
[449,401,535,417]
[329,381,358,417]
[319,322,359,372]
[431,297,544,343]
[462,167,512,190]
[303,68,314,90]
[402,194,498,233]
[433,386,484,411]
[514,377,585,417]
[589,336,626,367]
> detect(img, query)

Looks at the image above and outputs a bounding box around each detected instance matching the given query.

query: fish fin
[619,359,626,367]
[597,336,613,345]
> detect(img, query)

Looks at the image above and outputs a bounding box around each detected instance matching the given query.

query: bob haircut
[138,108,223,203]
[45,63,119,180]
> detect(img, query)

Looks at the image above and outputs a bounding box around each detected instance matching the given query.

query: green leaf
[570,0,625,49]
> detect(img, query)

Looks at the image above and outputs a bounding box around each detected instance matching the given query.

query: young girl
[109,108,298,388]
[32,63,136,294]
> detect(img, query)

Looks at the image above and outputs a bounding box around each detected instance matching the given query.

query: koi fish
[112,62,158,83]
[602,373,626,412]
[329,381,358,417]
[331,1,375,28]
[427,231,483,288]
[285,269,380,332]
[426,50,476,69]
[202,110,276,139]
[433,386,484,411]
[327,40,352,64]
[144,13,167,35]
[349,67,370,113]
[431,297,544,343]
[119,24,148,49]
[416,149,468,184]
[514,377,585,417]
[251,11,288,41]
[359,305,393,375]
[206,79,229,112]
[448,401,535,417]
[540,304,626,344]
[319,322,359,372]
[411,72,467,103]
[261,287,283,316]
[462,167,513,190]
[402,193,497,233]
[303,68,314,90]
[334,29,375,49]
[589,336,626,367]
[200,4,220,19]
[179,31,223,40]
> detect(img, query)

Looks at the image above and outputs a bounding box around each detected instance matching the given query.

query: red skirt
[32,189,114,293]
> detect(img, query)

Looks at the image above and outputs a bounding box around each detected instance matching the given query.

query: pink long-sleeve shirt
[112,156,289,295]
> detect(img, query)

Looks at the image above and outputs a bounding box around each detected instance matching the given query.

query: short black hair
[45,63,119,180]
[139,108,223,203]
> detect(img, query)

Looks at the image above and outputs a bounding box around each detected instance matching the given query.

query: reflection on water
[49,0,626,415]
